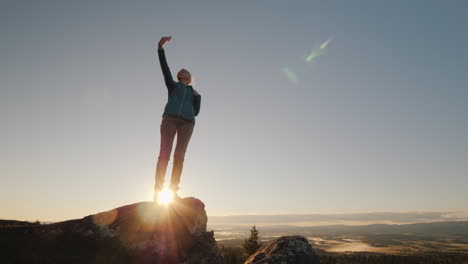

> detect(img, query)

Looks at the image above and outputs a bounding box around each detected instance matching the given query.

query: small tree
[219,245,243,264]
[242,225,262,261]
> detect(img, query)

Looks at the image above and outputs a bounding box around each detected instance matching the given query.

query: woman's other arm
[193,89,201,116]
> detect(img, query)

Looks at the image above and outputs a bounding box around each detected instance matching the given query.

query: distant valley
[210,221,468,254]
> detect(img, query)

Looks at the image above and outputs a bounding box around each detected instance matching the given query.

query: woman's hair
[177,69,191,83]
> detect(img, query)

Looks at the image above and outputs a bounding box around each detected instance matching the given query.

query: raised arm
[157,37,176,92]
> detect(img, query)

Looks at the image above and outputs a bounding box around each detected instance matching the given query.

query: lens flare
[284,35,335,83]
[306,36,334,62]
[282,67,298,84]
[306,49,322,62]
[320,36,334,50]
[158,188,173,205]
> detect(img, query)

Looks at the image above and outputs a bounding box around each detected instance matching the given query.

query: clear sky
[1,0,468,222]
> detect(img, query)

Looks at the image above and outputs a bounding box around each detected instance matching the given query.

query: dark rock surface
[245,235,316,264]
[0,197,223,264]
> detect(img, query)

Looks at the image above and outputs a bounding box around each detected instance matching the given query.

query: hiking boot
[153,185,163,202]
[171,190,182,201]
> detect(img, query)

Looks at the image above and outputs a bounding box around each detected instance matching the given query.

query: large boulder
[244,235,316,264]
[0,197,224,264]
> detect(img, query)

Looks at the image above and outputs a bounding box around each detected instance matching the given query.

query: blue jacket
[158,47,201,123]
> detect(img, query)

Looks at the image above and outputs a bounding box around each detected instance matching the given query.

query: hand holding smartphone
[158,36,172,49]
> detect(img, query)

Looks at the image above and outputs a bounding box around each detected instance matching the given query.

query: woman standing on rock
[154,36,201,202]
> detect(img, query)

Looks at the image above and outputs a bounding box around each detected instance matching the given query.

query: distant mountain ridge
[210,220,468,236]
[208,211,468,226]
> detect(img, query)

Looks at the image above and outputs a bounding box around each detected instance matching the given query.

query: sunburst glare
[157,188,173,205]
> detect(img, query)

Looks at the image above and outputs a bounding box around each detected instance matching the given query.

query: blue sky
[1,0,468,222]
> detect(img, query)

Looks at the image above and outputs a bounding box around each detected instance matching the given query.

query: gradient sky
[1,0,468,222]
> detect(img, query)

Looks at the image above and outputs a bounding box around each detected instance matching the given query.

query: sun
[157,188,173,205]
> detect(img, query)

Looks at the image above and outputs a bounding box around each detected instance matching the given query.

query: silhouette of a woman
[154,36,201,201]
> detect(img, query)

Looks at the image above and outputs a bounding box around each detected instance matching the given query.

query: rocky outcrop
[245,235,316,264]
[0,197,223,264]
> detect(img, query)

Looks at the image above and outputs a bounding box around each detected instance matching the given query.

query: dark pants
[155,114,195,191]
